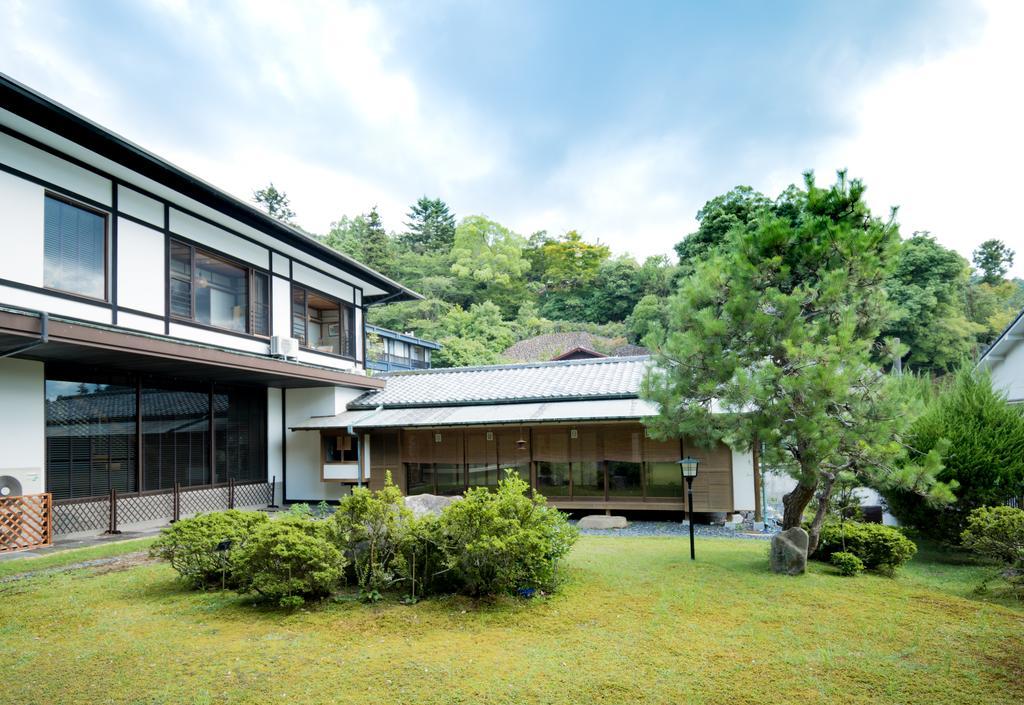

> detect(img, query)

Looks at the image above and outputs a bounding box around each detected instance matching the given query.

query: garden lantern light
[678,457,700,560]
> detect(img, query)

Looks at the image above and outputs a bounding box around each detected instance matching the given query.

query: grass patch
[0,535,1021,704]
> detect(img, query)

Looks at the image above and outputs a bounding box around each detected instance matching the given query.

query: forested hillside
[253,181,1023,372]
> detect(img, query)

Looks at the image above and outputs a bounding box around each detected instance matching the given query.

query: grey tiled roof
[349,356,650,409]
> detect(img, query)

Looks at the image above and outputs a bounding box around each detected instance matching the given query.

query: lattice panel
[1,493,53,552]
[117,492,174,526]
[180,485,231,516]
[53,498,108,535]
[234,482,273,507]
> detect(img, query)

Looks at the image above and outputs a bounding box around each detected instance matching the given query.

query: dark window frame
[42,192,110,303]
[290,283,357,361]
[167,237,270,339]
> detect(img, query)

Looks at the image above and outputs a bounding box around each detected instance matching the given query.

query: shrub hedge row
[151,472,579,607]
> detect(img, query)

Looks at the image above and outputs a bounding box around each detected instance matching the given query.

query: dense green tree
[537,231,610,290]
[882,234,982,373]
[626,294,666,345]
[973,239,1015,285]
[673,186,771,270]
[360,207,393,275]
[449,216,531,315]
[433,336,501,367]
[643,171,952,552]
[967,280,1022,345]
[581,256,643,324]
[321,208,394,277]
[321,214,366,259]
[882,367,1024,542]
[253,183,296,222]
[402,197,457,253]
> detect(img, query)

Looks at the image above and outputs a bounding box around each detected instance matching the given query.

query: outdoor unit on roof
[270,336,300,360]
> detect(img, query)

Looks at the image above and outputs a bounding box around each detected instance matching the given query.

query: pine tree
[402,197,456,253]
[643,171,953,553]
[361,207,393,275]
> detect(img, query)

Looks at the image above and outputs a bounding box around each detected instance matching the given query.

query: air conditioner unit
[270,336,300,359]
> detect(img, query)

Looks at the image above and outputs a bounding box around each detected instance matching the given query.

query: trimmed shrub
[816,521,917,575]
[435,471,579,597]
[234,517,345,607]
[149,510,269,589]
[961,505,1024,595]
[830,551,865,576]
[961,505,1024,564]
[328,473,413,601]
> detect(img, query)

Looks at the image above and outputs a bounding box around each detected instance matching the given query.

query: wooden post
[172,482,181,523]
[753,435,763,523]
[106,488,121,535]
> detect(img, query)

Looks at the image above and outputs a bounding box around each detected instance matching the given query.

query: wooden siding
[367,422,736,512]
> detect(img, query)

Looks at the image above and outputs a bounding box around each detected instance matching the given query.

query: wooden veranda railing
[0,493,52,553]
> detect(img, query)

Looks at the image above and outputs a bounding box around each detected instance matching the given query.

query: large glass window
[214,386,267,484]
[169,240,268,336]
[45,375,136,500]
[291,285,356,358]
[45,370,267,500]
[44,195,106,299]
[142,384,210,490]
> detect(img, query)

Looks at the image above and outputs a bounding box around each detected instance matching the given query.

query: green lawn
[1,535,1021,705]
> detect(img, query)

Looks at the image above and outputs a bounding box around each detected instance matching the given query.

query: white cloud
[801,0,1024,276]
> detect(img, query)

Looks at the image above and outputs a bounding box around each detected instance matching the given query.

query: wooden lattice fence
[0,493,52,553]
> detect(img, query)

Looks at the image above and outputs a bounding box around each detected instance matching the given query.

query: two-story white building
[0,74,421,534]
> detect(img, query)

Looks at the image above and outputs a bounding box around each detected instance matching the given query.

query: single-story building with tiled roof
[291,356,760,516]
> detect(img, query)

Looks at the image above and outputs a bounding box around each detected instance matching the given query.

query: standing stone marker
[770,526,809,575]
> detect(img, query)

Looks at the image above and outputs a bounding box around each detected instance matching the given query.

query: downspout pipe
[0,312,48,358]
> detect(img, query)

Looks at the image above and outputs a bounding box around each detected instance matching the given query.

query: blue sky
[2,0,1020,274]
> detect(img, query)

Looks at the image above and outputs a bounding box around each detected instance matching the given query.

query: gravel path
[573,520,777,540]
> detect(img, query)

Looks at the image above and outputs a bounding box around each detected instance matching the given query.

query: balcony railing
[367,353,430,370]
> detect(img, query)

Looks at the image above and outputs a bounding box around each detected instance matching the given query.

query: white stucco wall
[0,169,45,287]
[116,218,165,316]
[283,386,367,502]
[989,337,1024,404]
[0,358,45,494]
[730,446,756,511]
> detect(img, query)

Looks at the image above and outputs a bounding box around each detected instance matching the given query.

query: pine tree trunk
[782,480,817,529]
[806,475,836,556]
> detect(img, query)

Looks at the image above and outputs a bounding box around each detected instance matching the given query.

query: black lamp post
[678,457,700,560]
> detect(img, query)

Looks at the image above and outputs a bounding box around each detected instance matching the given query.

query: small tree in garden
[328,473,413,602]
[961,505,1024,596]
[643,171,953,554]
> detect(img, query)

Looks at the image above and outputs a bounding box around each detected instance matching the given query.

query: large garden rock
[404,494,461,518]
[577,514,628,530]
[770,526,808,575]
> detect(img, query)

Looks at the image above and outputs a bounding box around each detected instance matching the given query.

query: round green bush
[816,521,917,575]
[435,472,579,597]
[830,551,865,576]
[961,505,1024,566]
[149,510,269,589]
[233,517,345,607]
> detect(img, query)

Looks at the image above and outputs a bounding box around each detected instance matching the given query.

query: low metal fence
[52,478,276,536]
